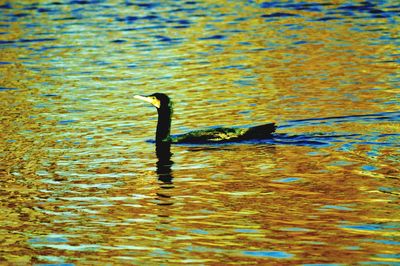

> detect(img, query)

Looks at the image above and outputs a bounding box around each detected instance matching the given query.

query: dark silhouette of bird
[134,93,276,144]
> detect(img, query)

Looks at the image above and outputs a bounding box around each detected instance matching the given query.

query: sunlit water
[1,0,399,265]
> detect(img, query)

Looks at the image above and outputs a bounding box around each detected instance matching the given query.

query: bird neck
[156,106,172,143]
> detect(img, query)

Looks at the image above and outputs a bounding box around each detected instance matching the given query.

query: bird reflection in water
[155,142,174,206]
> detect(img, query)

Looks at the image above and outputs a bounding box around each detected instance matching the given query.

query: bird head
[134,93,171,109]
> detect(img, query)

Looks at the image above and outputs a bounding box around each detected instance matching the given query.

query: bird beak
[134,95,161,108]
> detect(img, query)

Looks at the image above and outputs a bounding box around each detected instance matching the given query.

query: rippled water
[1,0,399,265]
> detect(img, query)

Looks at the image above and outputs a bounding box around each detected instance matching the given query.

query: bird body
[170,123,276,143]
[134,93,276,144]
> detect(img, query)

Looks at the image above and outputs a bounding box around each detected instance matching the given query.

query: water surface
[1,0,399,265]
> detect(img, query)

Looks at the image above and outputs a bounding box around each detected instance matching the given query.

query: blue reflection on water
[280,227,310,232]
[361,165,378,171]
[320,205,353,211]
[35,263,75,266]
[242,250,293,259]
[28,236,68,243]
[375,253,400,258]
[0,86,18,91]
[365,239,400,246]
[302,263,344,266]
[273,177,302,183]
[190,229,209,235]
[341,223,399,232]
[58,119,78,125]
[234,228,259,233]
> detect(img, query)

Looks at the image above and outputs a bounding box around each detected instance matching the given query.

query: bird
[134,93,276,144]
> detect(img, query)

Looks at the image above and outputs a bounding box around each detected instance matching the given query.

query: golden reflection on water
[1,0,399,265]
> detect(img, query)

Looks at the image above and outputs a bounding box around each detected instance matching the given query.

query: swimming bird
[134,93,276,144]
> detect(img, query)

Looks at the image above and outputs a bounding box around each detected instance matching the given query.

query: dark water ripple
[0,86,18,91]
[274,111,400,147]
[1,0,396,54]
[282,111,400,127]
[260,1,399,19]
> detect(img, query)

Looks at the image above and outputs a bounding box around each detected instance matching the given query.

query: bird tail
[243,123,276,139]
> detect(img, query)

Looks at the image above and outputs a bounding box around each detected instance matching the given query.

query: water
[1,0,399,265]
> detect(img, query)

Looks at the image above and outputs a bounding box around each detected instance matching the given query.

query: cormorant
[134,93,276,144]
